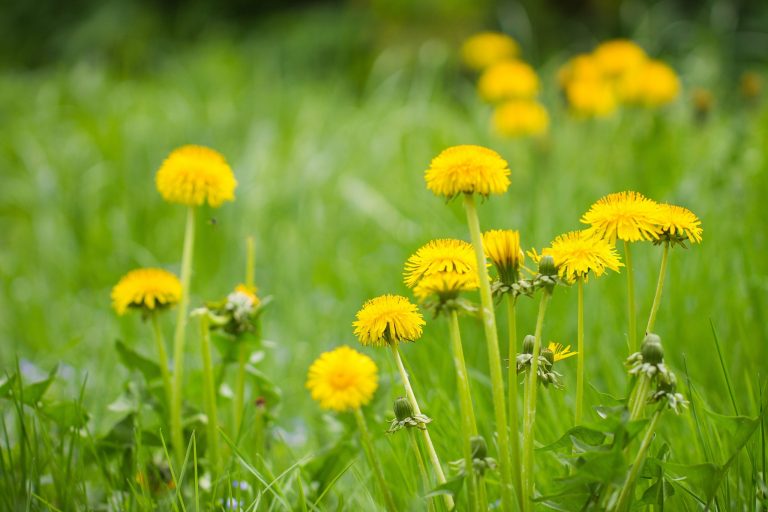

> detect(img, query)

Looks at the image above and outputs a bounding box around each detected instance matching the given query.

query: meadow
[1,4,767,511]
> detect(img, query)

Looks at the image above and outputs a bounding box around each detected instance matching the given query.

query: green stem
[171,206,196,465]
[354,408,398,512]
[614,409,662,512]
[150,312,173,417]
[448,310,479,511]
[390,342,454,511]
[233,343,248,437]
[645,242,669,335]
[477,474,489,512]
[576,278,585,424]
[628,374,651,422]
[462,193,514,512]
[506,295,523,509]
[522,290,551,512]
[624,241,637,355]
[245,236,256,288]
[409,430,436,512]
[199,314,221,474]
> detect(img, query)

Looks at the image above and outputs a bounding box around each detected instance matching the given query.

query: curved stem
[576,278,585,424]
[354,408,398,512]
[448,310,478,511]
[150,312,173,416]
[462,193,514,512]
[506,295,523,509]
[624,241,637,355]
[521,290,551,512]
[390,342,454,510]
[645,243,669,335]
[199,314,221,474]
[613,409,662,512]
[171,206,196,464]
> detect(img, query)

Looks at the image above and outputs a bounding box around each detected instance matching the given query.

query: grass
[1,6,768,510]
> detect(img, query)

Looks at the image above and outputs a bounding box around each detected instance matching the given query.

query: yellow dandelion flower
[353,295,425,347]
[656,204,703,244]
[412,271,479,301]
[581,191,663,243]
[403,238,477,288]
[547,342,577,362]
[461,32,519,71]
[558,54,603,88]
[425,145,510,198]
[155,145,237,207]
[112,268,182,316]
[543,230,623,282]
[566,79,618,117]
[492,100,549,137]
[618,60,680,107]
[478,60,540,103]
[592,39,647,79]
[233,283,261,307]
[306,346,378,412]
[483,229,523,283]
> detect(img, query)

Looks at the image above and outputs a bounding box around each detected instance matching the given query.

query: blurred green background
[0,0,767,471]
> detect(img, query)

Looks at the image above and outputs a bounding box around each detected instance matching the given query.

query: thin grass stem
[353,408,397,512]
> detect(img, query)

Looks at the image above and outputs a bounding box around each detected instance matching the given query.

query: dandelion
[412,271,479,302]
[353,295,425,347]
[403,238,477,288]
[592,39,647,79]
[155,145,237,208]
[425,145,510,199]
[692,88,714,122]
[478,60,540,103]
[741,71,762,100]
[557,54,603,88]
[483,229,523,285]
[461,32,519,71]
[618,60,680,107]
[492,100,549,137]
[548,342,577,362]
[565,79,618,117]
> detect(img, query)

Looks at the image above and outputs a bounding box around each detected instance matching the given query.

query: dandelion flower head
[404,239,477,288]
[543,230,623,282]
[548,342,577,362]
[656,204,702,244]
[483,229,523,283]
[478,60,540,103]
[492,100,549,138]
[461,32,519,71]
[353,295,425,347]
[425,145,510,198]
[306,346,378,412]
[565,79,618,117]
[156,145,237,207]
[618,60,680,107]
[413,271,479,302]
[557,54,603,88]
[112,268,182,315]
[581,191,662,243]
[592,39,647,79]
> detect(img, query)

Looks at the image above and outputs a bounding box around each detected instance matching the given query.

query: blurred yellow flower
[404,239,477,288]
[558,54,603,88]
[232,283,260,307]
[413,271,479,302]
[425,145,510,198]
[692,88,714,116]
[461,32,519,71]
[592,39,647,79]
[740,71,762,100]
[547,342,577,362]
[581,191,663,243]
[656,204,703,244]
[619,60,680,107]
[566,79,618,117]
[112,268,182,315]
[478,60,539,103]
[353,295,425,347]
[483,229,523,283]
[155,145,237,207]
[492,100,549,137]
[306,346,378,412]
[543,230,623,282]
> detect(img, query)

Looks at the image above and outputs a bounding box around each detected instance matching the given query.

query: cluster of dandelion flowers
[581,191,663,243]
[353,295,425,347]
[425,145,510,198]
[306,346,378,412]
[460,32,519,71]
[413,272,479,302]
[543,230,623,283]
[403,238,477,288]
[478,60,539,103]
[155,145,237,207]
[656,204,703,244]
[111,268,182,315]
[483,229,523,283]
[492,100,549,137]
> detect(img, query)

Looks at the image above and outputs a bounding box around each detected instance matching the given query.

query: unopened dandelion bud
[394,397,413,422]
[641,333,664,365]
[541,347,555,366]
[470,435,488,460]
[523,335,535,354]
[538,255,557,276]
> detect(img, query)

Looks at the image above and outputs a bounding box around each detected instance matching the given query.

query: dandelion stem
[645,242,669,335]
[150,312,173,418]
[171,205,196,464]
[408,430,436,512]
[199,314,221,474]
[624,241,637,355]
[353,408,397,512]
[390,342,454,511]
[576,278,585,424]
[614,409,662,512]
[233,344,248,437]
[506,295,523,509]
[628,374,651,422]
[448,309,479,511]
[522,290,551,512]
[462,193,514,512]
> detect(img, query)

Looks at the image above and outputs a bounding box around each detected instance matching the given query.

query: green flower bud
[541,347,555,366]
[523,335,535,354]
[394,397,414,422]
[641,333,664,365]
[470,435,488,460]
[538,255,557,277]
